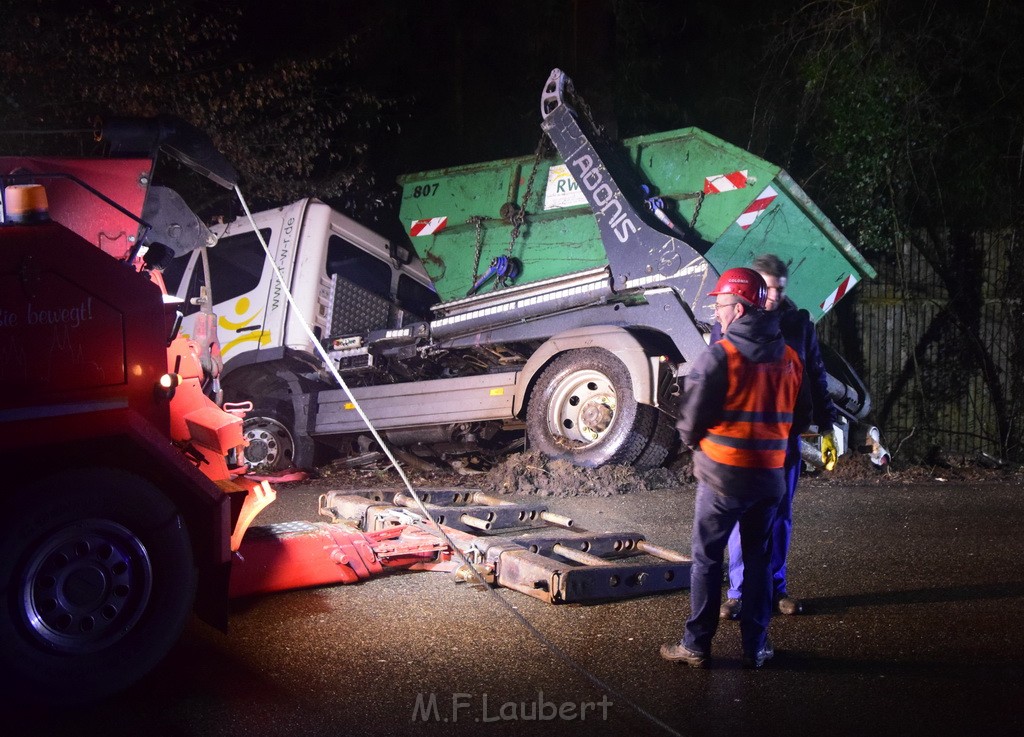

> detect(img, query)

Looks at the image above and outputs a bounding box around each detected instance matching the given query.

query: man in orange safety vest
[660,267,809,669]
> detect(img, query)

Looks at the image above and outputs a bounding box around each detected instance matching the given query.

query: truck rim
[20,519,152,654]
[545,368,618,445]
[242,416,295,471]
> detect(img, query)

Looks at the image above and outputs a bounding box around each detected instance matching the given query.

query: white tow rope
[233,185,682,737]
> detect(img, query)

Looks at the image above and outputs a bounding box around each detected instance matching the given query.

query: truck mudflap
[229,488,691,605]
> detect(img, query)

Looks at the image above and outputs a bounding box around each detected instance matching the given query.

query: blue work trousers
[684,481,780,657]
[726,435,802,600]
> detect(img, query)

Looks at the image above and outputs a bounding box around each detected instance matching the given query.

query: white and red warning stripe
[820,274,858,313]
[703,169,749,194]
[409,216,448,237]
[735,186,777,230]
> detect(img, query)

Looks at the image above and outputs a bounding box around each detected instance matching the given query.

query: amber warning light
[2,183,51,224]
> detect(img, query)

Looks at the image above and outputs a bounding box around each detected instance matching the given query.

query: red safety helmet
[708,267,767,309]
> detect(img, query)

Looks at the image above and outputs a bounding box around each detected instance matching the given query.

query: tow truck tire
[0,469,196,706]
[527,348,653,468]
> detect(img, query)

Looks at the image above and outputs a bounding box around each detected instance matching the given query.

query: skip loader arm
[539,69,715,365]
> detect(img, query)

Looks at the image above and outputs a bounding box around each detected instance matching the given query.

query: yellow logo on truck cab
[219,297,271,357]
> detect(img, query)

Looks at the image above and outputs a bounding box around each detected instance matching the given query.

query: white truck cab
[165,198,437,373]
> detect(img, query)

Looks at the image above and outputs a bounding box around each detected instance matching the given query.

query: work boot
[719,597,742,620]
[774,595,802,615]
[659,642,708,668]
[742,640,775,669]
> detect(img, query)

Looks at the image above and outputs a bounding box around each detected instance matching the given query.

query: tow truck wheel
[0,469,196,706]
[527,349,653,468]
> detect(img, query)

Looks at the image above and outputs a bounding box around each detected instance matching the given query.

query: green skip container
[398,126,874,324]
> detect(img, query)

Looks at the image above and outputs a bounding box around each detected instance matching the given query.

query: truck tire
[631,405,679,471]
[526,348,654,468]
[0,469,197,706]
[242,408,298,473]
[226,371,315,473]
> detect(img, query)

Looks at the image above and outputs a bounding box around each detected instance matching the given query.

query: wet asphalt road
[17,478,1024,737]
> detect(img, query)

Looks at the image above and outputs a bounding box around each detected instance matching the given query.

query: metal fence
[816,231,1024,464]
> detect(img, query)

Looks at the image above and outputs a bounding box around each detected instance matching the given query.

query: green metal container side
[398,126,875,322]
[629,127,780,243]
[702,170,878,323]
[398,156,609,300]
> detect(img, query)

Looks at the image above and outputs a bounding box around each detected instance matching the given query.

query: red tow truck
[0,119,278,704]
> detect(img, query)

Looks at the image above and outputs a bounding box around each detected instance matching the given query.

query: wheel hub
[547,369,618,445]
[63,565,107,608]
[242,417,295,471]
[244,431,273,464]
[579,398,615,438]
[21,520,152,654]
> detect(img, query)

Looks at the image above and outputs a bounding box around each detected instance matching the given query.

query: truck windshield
[208,229,269,305]
[160,228,270,316]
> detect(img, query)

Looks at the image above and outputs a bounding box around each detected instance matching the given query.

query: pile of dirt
[310,460,468,491]
[302,448,1023,495]
[475,450,694,497]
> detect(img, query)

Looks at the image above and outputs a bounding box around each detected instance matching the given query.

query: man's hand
[821,432,838,472]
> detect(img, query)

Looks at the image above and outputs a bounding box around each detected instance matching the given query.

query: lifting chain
[467,215,486,286]
[690,190,705,230]
[563,75,605,140]
[503,134,549,274]
[466,135,549,296]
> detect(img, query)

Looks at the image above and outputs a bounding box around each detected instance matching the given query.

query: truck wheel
[527,348,654,468]
[631,406,679,471]
[227,372,315,473]
[0,469,196,706]
[242,412,298,473]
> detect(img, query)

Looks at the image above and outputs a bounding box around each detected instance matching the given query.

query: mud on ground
[309,449,687,496]
[305,447,1024,496]
[475,450,693,497]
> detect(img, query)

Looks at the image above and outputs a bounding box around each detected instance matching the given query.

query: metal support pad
[319,487,691,605]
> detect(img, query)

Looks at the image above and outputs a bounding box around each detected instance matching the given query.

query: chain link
[564,77,605,140]
[507,135,549,256]
[500,134,549,287]
[467,215,485,285]
[690,191,705,230]
[464,134,550,295]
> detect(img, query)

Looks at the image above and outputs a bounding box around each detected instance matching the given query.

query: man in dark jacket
[719,254,839,620]
[660,267,809,669]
